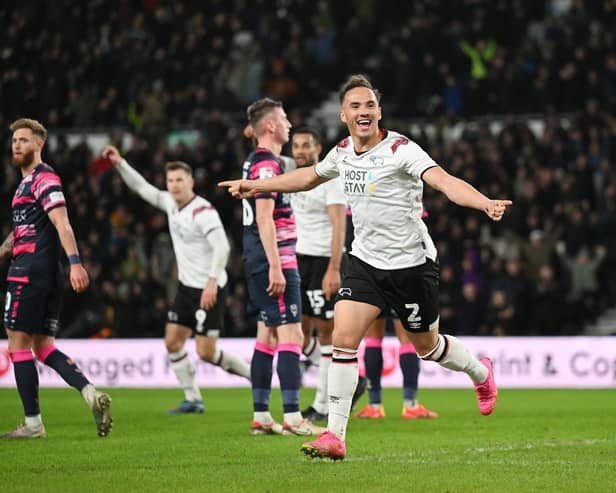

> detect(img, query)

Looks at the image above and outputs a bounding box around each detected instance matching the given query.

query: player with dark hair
[103,145,250,414]
[221,75,509,459]
[2,118,112,438]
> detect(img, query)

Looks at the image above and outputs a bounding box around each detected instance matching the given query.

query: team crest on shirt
[369,156,385,166]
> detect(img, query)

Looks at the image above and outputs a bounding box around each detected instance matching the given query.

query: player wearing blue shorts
[242,99,323,436]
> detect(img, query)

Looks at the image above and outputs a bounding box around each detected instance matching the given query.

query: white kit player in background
[220,74,511,460]
[289,127,349,423]
[103,145,250,414]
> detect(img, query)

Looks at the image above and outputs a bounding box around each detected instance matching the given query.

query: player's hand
[321,268,341,301]
[218,179,256,199]
[102,145,122,166]
[483,199,512,221]
[200,279,218,310]
[267,265,286,298]
[69,264,90,293]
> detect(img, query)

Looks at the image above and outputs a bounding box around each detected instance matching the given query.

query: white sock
[419,334,488,384]
[81,383,97,408]
[25,415,43,428]
[303,336,321,366]
[168,350,202,402]
[312,345,332,414]
[254,411,274,424]
[212,348,251,380]
[283,411,303,425]
[327,347,358,441]
[404,399,418,408]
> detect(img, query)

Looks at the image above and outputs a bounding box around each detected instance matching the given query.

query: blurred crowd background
[1,0,615,338]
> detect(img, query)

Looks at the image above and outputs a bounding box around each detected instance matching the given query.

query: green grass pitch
[1,388,615,492]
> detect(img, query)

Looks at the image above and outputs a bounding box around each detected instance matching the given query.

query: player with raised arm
[220,75,510,460]
[240,99,322,436]
[103,146,250,414]
[1,118,112,439]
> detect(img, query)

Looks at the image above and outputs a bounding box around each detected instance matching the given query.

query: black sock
[13,359,40,416]
[365,346,383,404]
[400,352,420,402]
[42,349,90,391]
[251,348,274,412]
[277,350,300,414]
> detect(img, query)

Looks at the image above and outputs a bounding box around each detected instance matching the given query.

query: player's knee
[165,339,183,353]
[332,333,360,350]
[414,339,438,357]
[415,333,442,360]
[33,343,57,363]
[196,344,215,362]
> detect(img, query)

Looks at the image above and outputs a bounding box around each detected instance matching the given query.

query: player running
[220,75,508,460]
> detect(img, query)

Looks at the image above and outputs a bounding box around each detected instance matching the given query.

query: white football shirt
[315,130,438,270]
[290,177,346,257]
[116,160,229,289]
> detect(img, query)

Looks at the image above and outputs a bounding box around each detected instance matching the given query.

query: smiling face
[340,86,382,141]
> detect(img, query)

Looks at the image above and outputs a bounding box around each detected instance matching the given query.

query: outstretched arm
[423,166,512,221]
[0,232,14,265]
[219,165,328,199]
[103,145,166,209]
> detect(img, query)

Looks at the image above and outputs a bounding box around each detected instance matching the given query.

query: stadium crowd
[1,0,614,128]
[1,0,615,338]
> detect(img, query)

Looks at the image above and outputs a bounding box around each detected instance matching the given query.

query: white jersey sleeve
[315,146,340,179]
[116,159,171,210]
[195,207,229,286]
[400,141,439,178]
[324,177,346,206]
